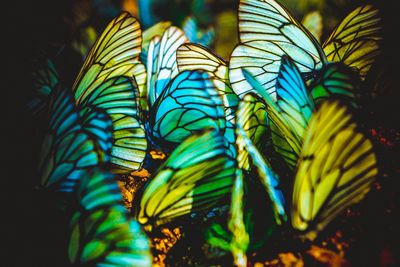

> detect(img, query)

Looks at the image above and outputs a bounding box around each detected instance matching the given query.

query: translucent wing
[38,86,101,192]
[310,63,360,107]
[177,43,239,123]
[323,5,382,79]
[235,93,269,170]
[71,13,148,172]
[69,169,152,266]
[78,76,147,172]
[149,70,226,146]
[229,0,326,100]
[136,130,236,230]
[291,101,378,240]
[147,26,188,107]
[73,12,145,103]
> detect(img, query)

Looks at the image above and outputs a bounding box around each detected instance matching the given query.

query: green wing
[235,93,269,171]
[242,68,302,169]
[72,13,148,172]
[291,101,378,240]
[235,126,286,224]
[73,12,146,102]
[323,5,382,79]
[69,169,152,266]
[136,130,236,231]
[310,63,360,107]
[78,75,147,172]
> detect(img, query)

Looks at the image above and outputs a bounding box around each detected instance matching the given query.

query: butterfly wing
[73,12,145,103]
[80,76,147,172]
[242,68,302,169]
[38,87,101,192]
[69,169,152,266]
[147,26,188,107]
[275,56,315,140]
[227,168,249,266]
[235,93,269,170]
[80,107,113,162]
[229,0,326,100]
[291,101,378,240]
[136,130,236,230]
[177,43,239,123]
[310,63,360,107]
[149,70,226,145]
[236,126,286,224]
[323,5,382,79]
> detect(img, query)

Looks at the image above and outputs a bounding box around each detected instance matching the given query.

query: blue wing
[149,70,226,147]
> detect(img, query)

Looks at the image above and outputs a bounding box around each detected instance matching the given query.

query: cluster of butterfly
[30,0,381,265]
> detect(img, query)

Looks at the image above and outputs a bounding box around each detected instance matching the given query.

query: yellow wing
[72,13,147,172]
[235,93,269,171]
[291,101,378,240]
[73,12,146,103]
[323,5,382,79]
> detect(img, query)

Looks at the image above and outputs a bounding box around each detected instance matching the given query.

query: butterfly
[148,70,226,149]
[38,86,110,192]
[243,55,359,169]
[239,93,378,240]
[72,12,148,172]
[135,130,237,232]
[146,26,188,109]
[291,100,378,240]
[229,0,381,101]
[205,110,286,264]
[69,169,152,266]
